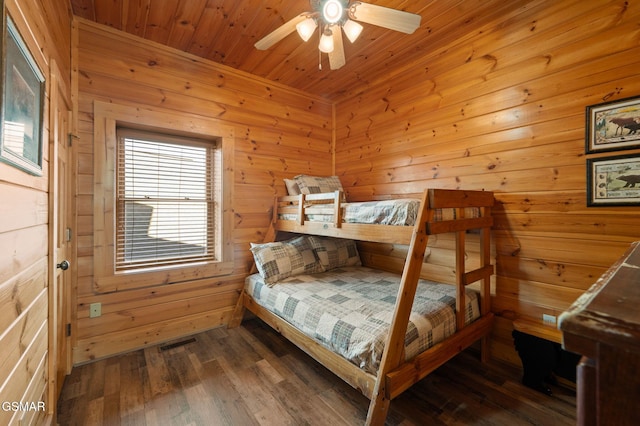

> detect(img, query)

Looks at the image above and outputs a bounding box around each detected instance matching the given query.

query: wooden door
[48,60,72,411]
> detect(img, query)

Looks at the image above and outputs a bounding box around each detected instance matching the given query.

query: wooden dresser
[559,241,640,426]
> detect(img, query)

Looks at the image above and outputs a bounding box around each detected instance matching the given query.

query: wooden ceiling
[69,0,528,100]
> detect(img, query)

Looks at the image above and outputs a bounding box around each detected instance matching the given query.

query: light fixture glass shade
[322,0,343,24]
[342,19,363,43]
[318,29,334,53]
[296,17,317,42]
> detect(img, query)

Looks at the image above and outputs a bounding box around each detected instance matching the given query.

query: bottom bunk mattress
[245,266,480,374]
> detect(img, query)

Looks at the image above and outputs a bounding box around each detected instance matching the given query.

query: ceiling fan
[255,0,421,70]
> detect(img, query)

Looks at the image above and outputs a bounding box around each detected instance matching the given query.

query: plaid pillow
[284,178,301,195]
[307,236,361,271]
[294,175,344,196]
[250,236,324,284]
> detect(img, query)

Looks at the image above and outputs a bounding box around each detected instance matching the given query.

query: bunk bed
[229,183,495,425]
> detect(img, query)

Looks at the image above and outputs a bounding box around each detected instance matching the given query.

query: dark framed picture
[0,13,45,176]
[587,153,640,206]
[586,95,640,154]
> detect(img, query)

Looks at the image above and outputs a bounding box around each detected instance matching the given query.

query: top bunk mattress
[280,198,420,226]
[278,197,483,228]
[245,266,480,374]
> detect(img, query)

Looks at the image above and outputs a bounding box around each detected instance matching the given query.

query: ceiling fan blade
[255,14,308,50]
[329,27,346,70]
[349,2,421,34]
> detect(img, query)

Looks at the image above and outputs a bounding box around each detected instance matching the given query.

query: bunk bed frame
[229,188,495,425]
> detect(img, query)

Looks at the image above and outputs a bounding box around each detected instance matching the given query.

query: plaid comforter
[246,266,480,374]
[342,199,420,225]
[280,198,481,226]
[280,198,420,225]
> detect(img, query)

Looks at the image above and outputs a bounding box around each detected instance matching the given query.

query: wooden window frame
[115,128,219,271]
[93,102,234,293]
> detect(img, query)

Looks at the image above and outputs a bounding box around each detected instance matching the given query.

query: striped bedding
[245,266,480,374]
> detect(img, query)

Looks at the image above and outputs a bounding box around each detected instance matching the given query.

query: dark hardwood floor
[57,319,576,425]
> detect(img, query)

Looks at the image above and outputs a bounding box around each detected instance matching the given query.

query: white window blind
[116,129,219,271]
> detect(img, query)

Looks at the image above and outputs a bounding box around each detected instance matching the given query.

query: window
[93,102,234,293]
[116,129,220,271]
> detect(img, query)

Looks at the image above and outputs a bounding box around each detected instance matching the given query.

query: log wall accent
[0,0,71,423]
[334,0,640,365]
[73,19,333,363]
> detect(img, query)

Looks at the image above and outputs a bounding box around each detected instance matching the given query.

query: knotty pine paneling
[335,0,640,366]
[73,19,333,363]
[0,0,72,423]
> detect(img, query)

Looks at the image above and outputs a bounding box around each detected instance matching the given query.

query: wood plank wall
[68,0,640,374]
[334,0,640,366]
[73,19,333,363]
[0,0,72,423]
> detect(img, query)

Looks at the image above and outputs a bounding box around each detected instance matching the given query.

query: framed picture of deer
[586,96,640,154]
[587,153,640,206]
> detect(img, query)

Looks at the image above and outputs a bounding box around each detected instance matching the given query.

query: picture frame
[585,95,640,154]
[587,153,640,206]
[0,13,45,176]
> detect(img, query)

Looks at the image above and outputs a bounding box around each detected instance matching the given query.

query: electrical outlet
[89,302,102,318]
[542,313,557,325]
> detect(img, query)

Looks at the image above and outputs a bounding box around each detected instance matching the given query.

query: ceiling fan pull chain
[318,24,323,70]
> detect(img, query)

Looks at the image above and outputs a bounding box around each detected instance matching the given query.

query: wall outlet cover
[543,313,557,325]
[89,302,102,318]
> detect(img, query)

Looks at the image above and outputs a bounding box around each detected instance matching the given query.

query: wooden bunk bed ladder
[366,189,495,425]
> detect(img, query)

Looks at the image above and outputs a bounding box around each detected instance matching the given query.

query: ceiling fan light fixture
[296,17,317,42]
[318,28,334,53]
[255,1,422,71]
[342,19,363,43]
[322,0,344,24]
